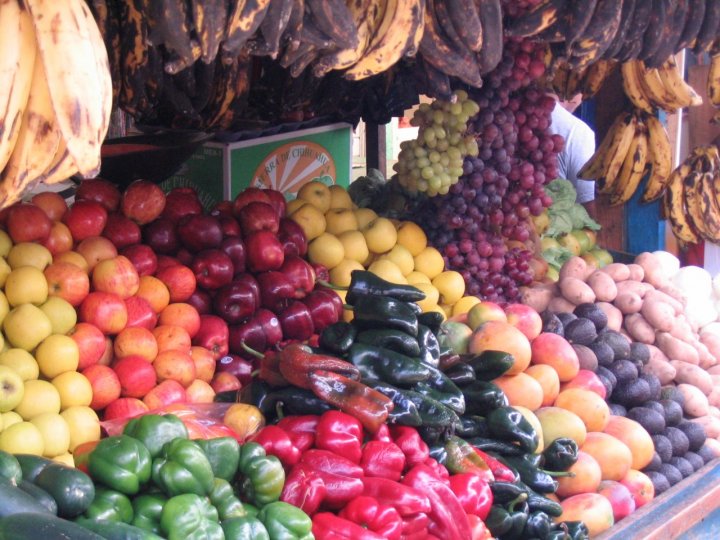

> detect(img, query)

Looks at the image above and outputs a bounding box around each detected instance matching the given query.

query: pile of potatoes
[522,252,720,442]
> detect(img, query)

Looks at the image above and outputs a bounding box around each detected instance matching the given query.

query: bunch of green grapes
[394,90,480,197]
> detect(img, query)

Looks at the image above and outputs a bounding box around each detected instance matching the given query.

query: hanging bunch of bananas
[708,41,720,123]
[550,59,617,101]
[0,0,112,209]
[664,145,720,244]
[621,56,703,113]
[512,0,720,71]
[578,110,673,206]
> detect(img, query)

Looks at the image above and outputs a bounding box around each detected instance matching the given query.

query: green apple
[0,230,12,258]
[546,266,560,282]
[3,304,53,351]
[590,248,613,268]
[40,296,77,335]
[4,266,49,306]
[540,237,561,251]
[558,233,582,256]
[7,242,52,270]
[570,229,592,254]
[0,348,39,381]
[0,364,24,412]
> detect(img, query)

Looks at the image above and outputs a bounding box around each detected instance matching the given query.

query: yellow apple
[297,180,332,213]
[307,233,345,270]
[0,348,39,381]
[362,217,397,254]
[30,412,71,457]
[329,259,365,288]
[1,411,22,429]
[53,453,74,467]
[432,271,466,305]
[0,230,12,258]
[328,185,353,209]
[324,209,358,236]
[285,198,308,215]
[60,406,101,452]
[414,283,440,312]
[0,421,44,455]
[15,379,61,420]
[0,365,24,412]
[367,259,407,284]
[0,257,10,288]
[379,244,415,276]
[52,371,93,409]
[558,233,582,256]
[36,334,80,379]
[289,203,326,241]
[3,304,53,352]
[353,208,378,230]
[7,242,52,270]
[337,230,369,264]
[0,290,8,325]
[413,247,445,279]
[452,296,482,316]
[40,296,77,335]
[406,271,431,285]
[396,221,428,256]
[4,266,49,306]
[53,250,89,272]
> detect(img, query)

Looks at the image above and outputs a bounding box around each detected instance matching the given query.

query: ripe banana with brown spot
[641,114,673,203]
[224,0,272,56]
[595,112,639,196]
[621,61,654,113]
[664,161,699,244]
[634,60,685,112]
[505,0,567,38]
[657,56,703,108]
[581,59,616,100]
[708,53,720,108]
[578,111,635,183]
[609,121,649,206]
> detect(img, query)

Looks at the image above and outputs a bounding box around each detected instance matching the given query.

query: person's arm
[582,199,597,219]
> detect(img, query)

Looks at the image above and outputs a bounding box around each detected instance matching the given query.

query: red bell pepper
[312,512,385,540]
[389,426,429,467]
[402,465,471,540]
[299,449,364,509]
[467,514,493,540]
[360,441,405,481]
[315,410,363,464]
[421,457,449,482]
[277,414,318,453]
[362,477,431,516]
[373,423,392,443]
[473,447,517,483]
[401,512,429,535]
[401,532,430,540]
[280,463,326,516]
[448,473,493,520]
[251,425,301,468]
[339,496,402,540]
[300,449,364,478]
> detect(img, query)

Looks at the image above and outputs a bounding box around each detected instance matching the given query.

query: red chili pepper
[360,441,406,481]
[362,477,431,516]
[402,465,471,540]
[315,410,364,463]
[312,512,385,540]
[277,414,318,453]
[373,423,392,443]
[421,457,450,483]
[278,344,361,389]
[467,514,493,540]
[389,426,430,467]
[259,349,289,387]
[300,449,364,478]
[339,496,403,540]
[448,473,493,520]
[280,463,326,516]
[309,370,394,434]
[473,447,517,483]
[251,425,301,468]
[445,436,494,483]
[401,512,429,535]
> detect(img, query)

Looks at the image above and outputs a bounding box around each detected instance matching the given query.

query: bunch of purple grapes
[410,39,561,303]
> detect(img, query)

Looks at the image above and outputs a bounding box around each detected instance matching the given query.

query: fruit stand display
[2,0,720,539]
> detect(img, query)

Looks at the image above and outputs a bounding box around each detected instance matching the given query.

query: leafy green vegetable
[544,179,600,237]
[543,246,574,271]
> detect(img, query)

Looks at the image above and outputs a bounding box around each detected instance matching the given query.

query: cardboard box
[164,123,352,207]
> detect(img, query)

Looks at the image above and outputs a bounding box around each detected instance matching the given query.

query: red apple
[229,319,266,357]
[280,256,316,299]
[237,201,280,236]
[42,222,74,255]
[31,191,68,221]
[220,236,246,275]
[102,213,141,249]
[253,308,282,349]
[63,200,108,242]
[232,187,270,217]
[193,314,229,360]
[311,263,329,283]
[211,372,242,394]
[7,203,52,243]
[79,291,128,334]
[245,230,284,272]
[215,354,253,387]
[143,380,187,410]
[301,289,340,333]
[192,249,234,290]
[142,218,179,254]
[155,264,196,302]
[185,379,216,404]
[113,355,157,398]
[70,322,107,370]
[177,214,223,252]
[45,261,90,306]
[103,397,149,422]
[256,271,294,311]
[161,187,203,222]
[83,364,122,410]
[176,248,194,266]
[156,255,180,271]
[213,279,259,324]
[505,303,543,340]
[620,470,655,509]
[121,244,158,277]
[75,178,121,212]
[124,295,159,330]
[561,369,607,399]
[187,289,213,315]
[211,200,234,219]
[278,301,314,341]
[92,255,140,299]
[597,480,636,522]
[121,180,166,225]
[219,216,241,237]
[76,236,118,270]
[278,218,308,257]
[263,189,287,220]
[190,346,216,383]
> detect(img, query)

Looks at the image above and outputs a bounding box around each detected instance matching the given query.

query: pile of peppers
[79,414,314,540]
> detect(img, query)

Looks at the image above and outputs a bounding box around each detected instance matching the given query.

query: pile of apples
[286,181,482,319]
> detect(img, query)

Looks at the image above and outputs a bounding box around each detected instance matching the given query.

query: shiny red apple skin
[220,236,246,275]
[192,249,234,290]
[63,200,108,242]
[75,178,122,212]
[280,256,316,299]
[278,301,315,341]
[161,187,203,222]
[193,314,230,360]
[213,279,259,324]
[177,214,224,252]
[187,289,213,315]
[278,218,308,257]
[232,187,270,217]
[103,212,141,249]
[237,201,280,236]
[263,189,287,220]
[121,180,166,225]
[121,244,158,277]
[142,218,180,255]
[244,230,284,272]
[6,203,52,243]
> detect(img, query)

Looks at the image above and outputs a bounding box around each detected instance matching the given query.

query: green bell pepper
[124,414,189,458]
[257,501,313,540]
[152,438,214,497]
[82,487,134,523]
[222,516,270,540]
[486,406,539,454]
[132,493,167,535]
[88,435,152,495]
[237,442,285,507]
[196,437,240,482]
[160,493,222,540]
[208,477,246,520]
[244,503,260,518]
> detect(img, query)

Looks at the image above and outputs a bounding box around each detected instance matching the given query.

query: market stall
[0,0,720,539]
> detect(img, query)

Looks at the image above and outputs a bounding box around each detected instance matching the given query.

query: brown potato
[640,299,675,333]
[624,313,656,344]
[586,271,618,302]
[596,302,623,331]
[559,256,588,282]
[656,332,700,365]
[670,360,714,395]
[677,383,710,417]
[600,263,631,282]
[559,277,596,305]
[613,292,643,315]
